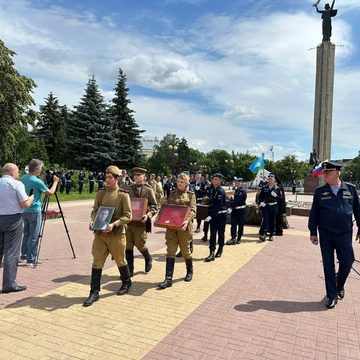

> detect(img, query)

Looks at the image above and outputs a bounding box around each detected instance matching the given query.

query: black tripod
[35,192,76,266]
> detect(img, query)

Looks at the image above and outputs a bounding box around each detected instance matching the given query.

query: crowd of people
[1,159,359,310]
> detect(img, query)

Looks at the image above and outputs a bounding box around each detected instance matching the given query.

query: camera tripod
[35,192,76,266]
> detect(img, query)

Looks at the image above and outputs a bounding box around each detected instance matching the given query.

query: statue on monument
[309,149,320,167]
[313,0,338,42]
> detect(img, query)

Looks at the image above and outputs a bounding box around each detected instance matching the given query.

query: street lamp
[168,144,178,174]
[225,159,234,181]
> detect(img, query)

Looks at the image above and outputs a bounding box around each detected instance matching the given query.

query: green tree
[110,68,143,168]
[36,93,68,164]
[341,151,360,184]
[273,154,311,183]
[0,40,37,163]
[67,76,116,170]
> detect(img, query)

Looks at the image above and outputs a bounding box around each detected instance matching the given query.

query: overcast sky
[1,0,359,161]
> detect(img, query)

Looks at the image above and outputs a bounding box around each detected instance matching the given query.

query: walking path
[1,197,360,359]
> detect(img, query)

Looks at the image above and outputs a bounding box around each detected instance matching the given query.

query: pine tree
[36,93,67,164]
[110,68,144,168]
[0,40,37,163]
[67,76,116,170]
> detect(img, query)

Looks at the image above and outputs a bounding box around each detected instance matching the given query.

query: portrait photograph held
[93,206,115,231]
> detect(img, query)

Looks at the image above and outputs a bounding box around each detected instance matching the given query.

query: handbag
[282,213,289,229]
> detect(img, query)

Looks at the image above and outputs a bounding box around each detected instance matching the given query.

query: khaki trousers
[126,223,148,252]
[92,232,127,269]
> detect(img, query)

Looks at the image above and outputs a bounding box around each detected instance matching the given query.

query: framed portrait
[93,206,115,231]
[131,198,148,222]
[154,204,191,231]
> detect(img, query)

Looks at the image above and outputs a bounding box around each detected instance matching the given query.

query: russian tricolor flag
[311,163,323,177]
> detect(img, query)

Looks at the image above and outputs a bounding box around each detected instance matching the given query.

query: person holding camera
[0,163,34,293]
[20,159,59,266]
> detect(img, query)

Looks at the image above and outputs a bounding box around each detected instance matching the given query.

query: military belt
[234,205,246,209]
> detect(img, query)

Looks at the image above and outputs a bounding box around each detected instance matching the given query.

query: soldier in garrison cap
[205,173,228,262]
[309,161,360,309]
[125,167,158,276]
[83,165,132,307]
[226,177,247,245]
[158,173,196,289]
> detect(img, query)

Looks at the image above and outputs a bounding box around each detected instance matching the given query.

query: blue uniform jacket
[189,180,209,203]
[308,181,360,236]
[207,185,227,217]
[232,187,247,208]
[258,184,282,205]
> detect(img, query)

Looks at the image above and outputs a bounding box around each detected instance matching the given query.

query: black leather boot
[158,257,175,289]
[83,268,102,307]
[125,250,134,277]
[205,251,215,262]
[189,240,193,254]
[184,258,193,282]
[215,246,223,258]
[117,265,132,295]
[236,237,241,244]
[140,249,152,273]
[226,238,236,245]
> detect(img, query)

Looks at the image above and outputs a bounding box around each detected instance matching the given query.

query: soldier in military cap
[83,165,132,307]
[119,169,133,190]
[88,171,95,193]
[226,177,247,245]
[158,173,196,289]
[125,167,158,276]
[258,173,282,242]
[97,172,104,191]
[309,161,360,309]
[78,170,85,194]
[205,173,228,262]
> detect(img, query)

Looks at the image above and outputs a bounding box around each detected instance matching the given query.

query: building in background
[141,136,160,158]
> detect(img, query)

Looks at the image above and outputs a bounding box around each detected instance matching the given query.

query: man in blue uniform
[78,170,85,194]
[189,171,209,233]
[226,177,247,245]
[308,161,360,309]
[258,173,282,242]
[205,173,228,262]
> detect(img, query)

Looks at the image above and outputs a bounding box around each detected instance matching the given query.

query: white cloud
[0,0,359,161]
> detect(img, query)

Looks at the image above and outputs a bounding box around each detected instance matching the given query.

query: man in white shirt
[0,163,34,293]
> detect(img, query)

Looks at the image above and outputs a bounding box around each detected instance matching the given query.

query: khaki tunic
[163,189,196,259]
[126,183,158,252]
[91,186,132,268]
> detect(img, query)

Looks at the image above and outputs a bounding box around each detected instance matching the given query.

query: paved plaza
[1,196,360,359]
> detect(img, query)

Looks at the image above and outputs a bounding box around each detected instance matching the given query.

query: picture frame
[154,204,191,231]
[131,198,148,222]
[93,206,115,231]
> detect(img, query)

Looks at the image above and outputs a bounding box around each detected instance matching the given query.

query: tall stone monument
[312,0,337,161]
[304,0,337,193]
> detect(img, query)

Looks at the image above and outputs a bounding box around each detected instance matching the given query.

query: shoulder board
[118,188,128,193]
[187,190,195,195]
[98,188,106,192]
[143,183,152,189]
[345,182,356,188]
[170,189,176,194]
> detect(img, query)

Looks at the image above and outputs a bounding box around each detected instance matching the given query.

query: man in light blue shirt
[20,159,59,266]
[0,163,33,293]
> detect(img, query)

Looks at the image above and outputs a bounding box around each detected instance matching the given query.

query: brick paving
[0,196,360,359]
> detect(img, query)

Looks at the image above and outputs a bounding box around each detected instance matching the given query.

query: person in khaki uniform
[155,175,164,205]
[83,166,132,307]
[126,167,158,276]
[158,173,196,289]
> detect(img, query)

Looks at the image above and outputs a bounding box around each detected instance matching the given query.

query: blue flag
[249,156,265,174]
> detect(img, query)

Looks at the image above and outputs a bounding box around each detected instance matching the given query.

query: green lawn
[48,191,97,202]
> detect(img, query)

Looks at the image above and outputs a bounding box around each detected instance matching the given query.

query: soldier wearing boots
[205,173,227,262]
[158,173,196,289]
[83,166,132,307]
[125,167,158,277]
[226,177,247,245]
[258,173,282,242]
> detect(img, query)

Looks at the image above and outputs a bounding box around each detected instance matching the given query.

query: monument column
[312,41,335,161]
